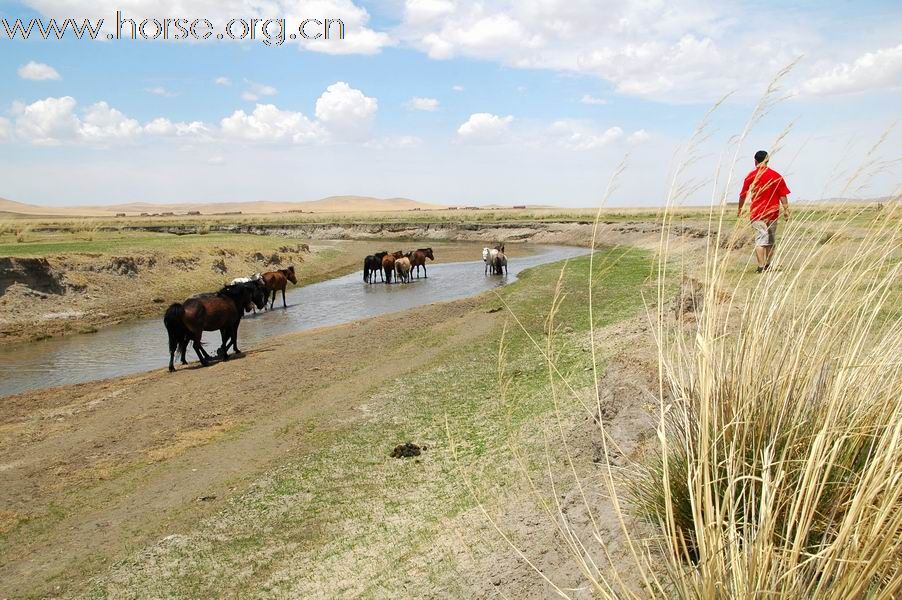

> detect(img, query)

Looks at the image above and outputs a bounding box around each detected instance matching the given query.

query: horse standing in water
[164,280,267,372]
[483,247,499,275]
[492,244,508,275]
[409,248,434,279]
[395,254,412,283]
[262,266,297,309]
[363,251,388,283]
[382,251,403,284]
[230,273,262,313]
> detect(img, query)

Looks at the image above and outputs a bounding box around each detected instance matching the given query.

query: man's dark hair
[754,150,769,164]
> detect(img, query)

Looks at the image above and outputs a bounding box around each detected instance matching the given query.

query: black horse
[363,251,388,283]
[164,279,266,372]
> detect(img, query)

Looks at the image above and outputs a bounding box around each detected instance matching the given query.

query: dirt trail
[0,295,495,598]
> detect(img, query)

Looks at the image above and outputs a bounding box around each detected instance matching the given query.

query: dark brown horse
[382,251,403,284]
[164,280,266,372]
[262,266,297,309]
[364,251,388,283]
[492,244,508,275]
[409,247,434,278]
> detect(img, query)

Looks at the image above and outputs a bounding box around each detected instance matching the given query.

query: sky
[0,0,900,208]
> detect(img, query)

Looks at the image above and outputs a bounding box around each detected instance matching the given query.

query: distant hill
[0,196,447,217]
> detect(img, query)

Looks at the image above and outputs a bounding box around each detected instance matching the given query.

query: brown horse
[262,266,297,309]
[382,251,403,283]
[492,244,508,275]
[164,280,266,372]
[409,247,434,278]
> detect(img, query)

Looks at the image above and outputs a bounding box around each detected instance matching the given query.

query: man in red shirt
[738,150,791,272]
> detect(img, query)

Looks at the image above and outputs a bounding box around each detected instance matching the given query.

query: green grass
[84,248,653,598]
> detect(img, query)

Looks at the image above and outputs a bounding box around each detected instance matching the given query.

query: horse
[364,251,388,283]
[300,243,310,253]
[164,280,266,372]
[230,274,263,313]
[262,266,297,309]
[409,247,434,278]
[483,247,499,275]
[382,251,403,284]
[395,255,412,284]
[492,245,508,275]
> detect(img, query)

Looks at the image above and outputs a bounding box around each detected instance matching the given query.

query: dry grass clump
[631,200,902,597]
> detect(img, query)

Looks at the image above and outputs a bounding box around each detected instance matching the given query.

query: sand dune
[0,196,447,217]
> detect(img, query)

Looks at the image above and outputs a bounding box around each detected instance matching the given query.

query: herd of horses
[163,243,511,372]
[163,266,296,372]
[363,247,434,284]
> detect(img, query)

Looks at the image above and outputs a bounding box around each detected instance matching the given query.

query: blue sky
[0,0,900,207]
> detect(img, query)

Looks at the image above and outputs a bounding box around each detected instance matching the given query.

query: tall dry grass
[482,64,901,598]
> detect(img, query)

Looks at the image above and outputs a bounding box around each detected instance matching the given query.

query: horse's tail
[164,303,187,352]
[384,264,392,283]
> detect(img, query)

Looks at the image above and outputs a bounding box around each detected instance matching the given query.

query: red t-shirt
[740,166,790,222]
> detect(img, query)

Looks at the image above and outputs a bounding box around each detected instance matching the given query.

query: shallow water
[0,245,587,398]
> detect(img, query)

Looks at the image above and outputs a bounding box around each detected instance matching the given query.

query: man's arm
[738,178,751,216]
[780,196,789,220]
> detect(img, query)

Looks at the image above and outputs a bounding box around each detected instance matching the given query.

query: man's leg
[755,245,768,268]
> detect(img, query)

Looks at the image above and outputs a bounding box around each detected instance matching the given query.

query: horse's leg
[218,329,230,360]
[192,333,208,366]
[269,289,275,310]
[179,337,189,365]
[282,287,287,308]
[423,264,427,278]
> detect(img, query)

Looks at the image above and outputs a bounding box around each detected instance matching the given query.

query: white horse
[482,247,498,275]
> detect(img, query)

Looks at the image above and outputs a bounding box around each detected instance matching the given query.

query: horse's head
[422,247,434,261]
[375,251,388,259]
[482,248,490,261]
[494,243,505,254]
[251,279,267,309]
[284,266,298,284]
[392,250,404,259]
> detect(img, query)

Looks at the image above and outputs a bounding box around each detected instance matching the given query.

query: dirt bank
[106,218,709,247]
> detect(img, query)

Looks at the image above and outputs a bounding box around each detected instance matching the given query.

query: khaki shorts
[751,220,778,247]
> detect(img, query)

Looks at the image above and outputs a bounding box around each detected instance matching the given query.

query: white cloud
[457,112,514,145]
[580,94,608,105]
[78,101,142,141]
[17,61,60,81]
[15,96,81,145]
[627,129,650,144]
[0,117,10,141]
[214,76,232,86]
[405,96,440,111]
[221,104,323,144]
[395,0,814,103]
[145,86,177,97]
[547,120,623,150]
[314,81,378,141]
[241,80,277,102]
[207,156,226,165]
[799,44,902,96]
[144,118,210,137]
[452,85,465,92]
